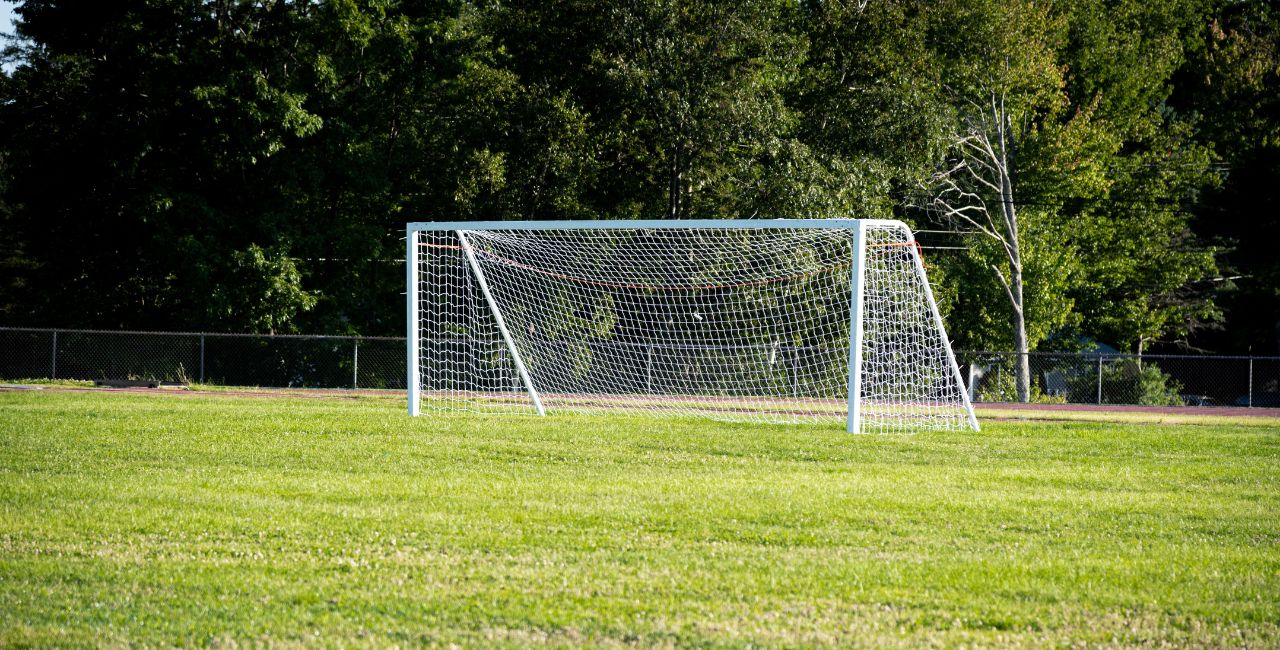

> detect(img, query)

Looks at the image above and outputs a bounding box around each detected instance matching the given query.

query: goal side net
[407,220,978,434]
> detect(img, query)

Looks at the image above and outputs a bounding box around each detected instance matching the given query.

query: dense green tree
[0,1,326,331]
[912,0,1222,399]
[489,0,857,221]
[1172,0,1280,354]
[0,0,1270,359]
[918,0,1088,400]
[790,0,951,227]
[1054,0,1222,355]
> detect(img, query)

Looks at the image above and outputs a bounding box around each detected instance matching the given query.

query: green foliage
[795,1,950,176]
[919,0,1224,354]
[205,244,318,334]
[0,0,1269,355]
[1048,0,1225,352]
[944,210,1081,352]
[975,368,1069,404]
[1065,358,1186,406]
[1168,0,1280,353]
[1130,363,1187,406]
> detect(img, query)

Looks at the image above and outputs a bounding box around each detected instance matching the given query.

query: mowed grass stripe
[0,390,1277,647]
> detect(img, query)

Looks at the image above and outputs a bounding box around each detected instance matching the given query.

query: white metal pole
[905,226,981,432]
[1248,357,1254,408]
[846,221,867,434]
[406,229,421,416]
[1096,355,1103,405]
[456,230,546,416]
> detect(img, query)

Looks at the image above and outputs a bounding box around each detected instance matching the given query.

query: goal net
[407,220,978,433]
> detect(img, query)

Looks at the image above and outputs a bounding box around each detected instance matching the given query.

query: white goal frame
[407,219,979,433]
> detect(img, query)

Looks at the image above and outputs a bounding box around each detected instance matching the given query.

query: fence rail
[2,327,1277,408]
[955,350,1280,408]
[0,327,407,390]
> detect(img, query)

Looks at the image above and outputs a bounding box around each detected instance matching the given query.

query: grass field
[1,389,1278,647]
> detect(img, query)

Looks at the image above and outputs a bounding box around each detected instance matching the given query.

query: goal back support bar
[407,219,979,433]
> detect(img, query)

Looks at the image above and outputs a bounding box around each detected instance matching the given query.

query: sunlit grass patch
[1,390,1277,647]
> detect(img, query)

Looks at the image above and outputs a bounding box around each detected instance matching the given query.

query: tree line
[0,0,1276,369]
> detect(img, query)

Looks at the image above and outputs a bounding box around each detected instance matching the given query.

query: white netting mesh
[415,222,976,432]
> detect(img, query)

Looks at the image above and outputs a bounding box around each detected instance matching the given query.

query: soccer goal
[406,219,979,434]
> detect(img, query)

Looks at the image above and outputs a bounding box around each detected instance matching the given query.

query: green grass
[1,390,1277,647]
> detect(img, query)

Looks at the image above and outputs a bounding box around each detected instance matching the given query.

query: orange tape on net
[418,239,927,288]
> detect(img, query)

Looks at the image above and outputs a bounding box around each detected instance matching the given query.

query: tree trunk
[994,92,1031,403]
[668,142,682,219]
[1011,269,1030,402]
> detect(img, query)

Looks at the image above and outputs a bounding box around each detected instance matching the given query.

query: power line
[902,193,1210,215]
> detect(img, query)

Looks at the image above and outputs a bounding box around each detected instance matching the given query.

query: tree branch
[990,264,1021,315]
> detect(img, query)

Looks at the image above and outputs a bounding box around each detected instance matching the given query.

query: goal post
[407,219,979,434]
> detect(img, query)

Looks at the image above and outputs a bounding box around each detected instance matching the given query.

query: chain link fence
[956,351,1280,408]
[2,327,1278,407]
[0,327,406,390]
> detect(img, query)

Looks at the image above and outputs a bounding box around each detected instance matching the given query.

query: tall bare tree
[928,87,1035,400]
[918,0,1071,402]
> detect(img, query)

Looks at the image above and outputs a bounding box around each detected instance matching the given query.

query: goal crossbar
[408,218,893,232]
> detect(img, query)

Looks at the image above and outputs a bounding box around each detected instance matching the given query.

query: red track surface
[5,385,1279,418]
[976,401,1279,418]
[0,385,393,400]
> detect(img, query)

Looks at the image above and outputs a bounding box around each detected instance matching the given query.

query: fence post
[646,344,653,394]
[791,350,800,396]
[353,339,359,390]
[1248,357,1254,408]
[1096,354,1103,405]
[51,330,58,379]
[199,334,206,384]
[967,362,978,403]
